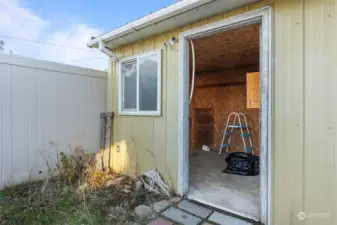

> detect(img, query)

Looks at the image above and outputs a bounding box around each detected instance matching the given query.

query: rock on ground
[170,196,181,204]
[135,181,143,190]
[134,205,155,218]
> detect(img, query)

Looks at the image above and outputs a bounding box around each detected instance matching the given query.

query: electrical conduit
[189,40,196,104]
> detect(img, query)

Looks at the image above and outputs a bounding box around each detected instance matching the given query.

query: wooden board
[189,65,260,155]
[193,108,214,149]
[191,24,260,72]
[246,72,260,108]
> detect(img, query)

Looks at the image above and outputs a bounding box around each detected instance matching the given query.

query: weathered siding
[0,54,106,189]
[274,0,337,224]
[108,0,272,189]
[313,0,334,223]
[273,1,304,224]
[108,0,337,224]
[304,2,337,224]
[108,32,181,186]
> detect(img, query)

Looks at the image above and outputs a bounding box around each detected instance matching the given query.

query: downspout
[99,40,117,60]
[98,40,115,140]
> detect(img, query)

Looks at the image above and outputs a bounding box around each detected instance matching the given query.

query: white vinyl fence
[0,54,107,189]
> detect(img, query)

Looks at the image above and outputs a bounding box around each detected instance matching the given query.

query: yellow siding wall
[108,31,180,187]
[107,0,337,224]
[274,1,337,224]
[108,0,272,187]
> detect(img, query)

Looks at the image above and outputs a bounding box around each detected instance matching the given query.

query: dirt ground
[0,178,166,225]
[0,148,168,225]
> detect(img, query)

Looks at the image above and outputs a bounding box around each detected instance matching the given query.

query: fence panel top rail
[0,54,107,79]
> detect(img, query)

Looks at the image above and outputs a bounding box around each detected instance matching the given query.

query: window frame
[118,50,162,116]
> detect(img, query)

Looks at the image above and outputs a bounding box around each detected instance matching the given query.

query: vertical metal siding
[109,0,337,224]
[110,30,181,186]
[302,1,337,224]
[273,1,305,224]
[0,55,107,189]
[109,0,272,192]
[274,0,337,224]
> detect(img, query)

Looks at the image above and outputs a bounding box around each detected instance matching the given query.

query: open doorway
[188,24,261,220]
[178,8,272,224]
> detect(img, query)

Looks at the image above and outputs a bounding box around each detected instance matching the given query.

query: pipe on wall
[189,40,196,104]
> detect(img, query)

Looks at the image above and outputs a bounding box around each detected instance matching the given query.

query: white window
[118,50,161,116]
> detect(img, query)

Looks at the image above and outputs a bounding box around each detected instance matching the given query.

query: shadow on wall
[95,139,174,190]
[110,141,130,173]
[92,140,130,174]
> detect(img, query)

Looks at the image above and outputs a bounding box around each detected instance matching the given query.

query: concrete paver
[152,200,171,213]
[161,207,202,225]
[177,200,212,219]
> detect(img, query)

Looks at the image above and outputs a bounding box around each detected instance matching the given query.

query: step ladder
[219,112,254,155]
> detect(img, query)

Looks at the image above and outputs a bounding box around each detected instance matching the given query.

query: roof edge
[87,0,215,48]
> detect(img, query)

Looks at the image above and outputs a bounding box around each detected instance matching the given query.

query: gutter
[87,0,216,48]
[98,41,116,60]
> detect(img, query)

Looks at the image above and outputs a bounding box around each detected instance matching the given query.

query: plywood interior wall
[190,24,260,72]
[189,24,260,155]
[189,65,260,155]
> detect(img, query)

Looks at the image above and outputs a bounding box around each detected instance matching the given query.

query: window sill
[118,110,161,117]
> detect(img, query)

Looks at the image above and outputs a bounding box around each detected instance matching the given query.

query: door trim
[177,6,272,225]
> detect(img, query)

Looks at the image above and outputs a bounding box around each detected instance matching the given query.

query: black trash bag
[223,152,259,176]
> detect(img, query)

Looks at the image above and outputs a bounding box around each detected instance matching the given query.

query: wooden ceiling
[192,24,260,73]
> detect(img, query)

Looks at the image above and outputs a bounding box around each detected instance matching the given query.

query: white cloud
[0,0,48,39]
[0,0,107,70]
[39,24,106,69]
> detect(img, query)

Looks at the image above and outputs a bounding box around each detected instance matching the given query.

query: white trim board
[177,6,272,225]
[117,49,162,116]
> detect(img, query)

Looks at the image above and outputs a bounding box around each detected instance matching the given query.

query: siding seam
[57,72,60,162]
[164,31,168,182]
[9,65,13,181]
[0,65,2,183]
[301,0,306,214]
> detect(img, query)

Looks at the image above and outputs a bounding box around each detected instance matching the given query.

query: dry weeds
[0,146,167,225]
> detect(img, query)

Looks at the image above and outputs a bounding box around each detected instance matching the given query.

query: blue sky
[0,0,176,69]
[24,0,177,37]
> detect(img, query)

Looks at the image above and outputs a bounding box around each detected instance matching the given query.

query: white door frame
[177,6,272,225]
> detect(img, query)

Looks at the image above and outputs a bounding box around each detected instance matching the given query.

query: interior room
[188,24,261,220]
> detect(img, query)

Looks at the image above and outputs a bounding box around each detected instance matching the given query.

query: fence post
[100,112,114,170]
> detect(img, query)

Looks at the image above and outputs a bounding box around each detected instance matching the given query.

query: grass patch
[0,178,165,225]
[0,147,167,225]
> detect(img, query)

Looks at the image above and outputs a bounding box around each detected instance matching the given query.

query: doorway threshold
[187,194,259,222]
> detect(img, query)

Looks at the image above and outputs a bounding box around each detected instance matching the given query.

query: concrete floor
[188,150,260,220]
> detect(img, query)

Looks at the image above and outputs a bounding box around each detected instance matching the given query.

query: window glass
[119,51,161,116]
[139,54,158,111]
[122,61,137,110]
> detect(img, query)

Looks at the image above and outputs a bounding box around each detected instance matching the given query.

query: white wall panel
[0,54,107,189]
